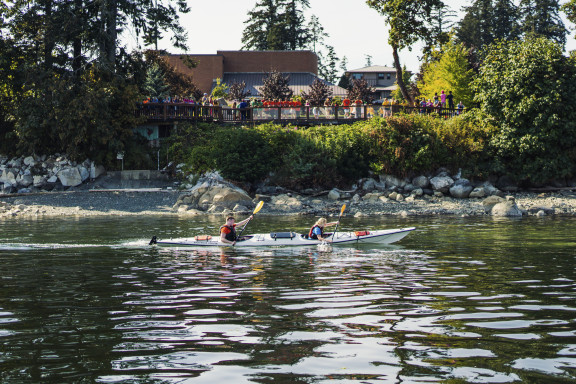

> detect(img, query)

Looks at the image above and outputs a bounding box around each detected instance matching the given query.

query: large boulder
[58,167,82,187]
[412,175,430,189]
[491,196,523,217]
[430,175,454,193]
[482,195,505,214]
[449,179,474,199]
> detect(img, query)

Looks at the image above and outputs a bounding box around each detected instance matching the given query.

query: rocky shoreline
[1,186,575,219]
[2,155,576,219]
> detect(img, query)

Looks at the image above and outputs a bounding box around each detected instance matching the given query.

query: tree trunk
[392,45,413,105]
[43,0,54,71]
[99,0,117,70]
[72,0,83,73]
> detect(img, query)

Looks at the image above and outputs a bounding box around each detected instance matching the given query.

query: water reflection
[0,216,575,382]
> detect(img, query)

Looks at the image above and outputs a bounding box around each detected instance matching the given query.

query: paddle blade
[253,200,264,214]
[340,204,346,216]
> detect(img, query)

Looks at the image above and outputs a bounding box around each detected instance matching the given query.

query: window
[352,73,363,80]
[387,73,391,80]
[378,73,385,80]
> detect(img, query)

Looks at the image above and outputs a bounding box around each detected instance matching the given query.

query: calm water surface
[0,215,575,383]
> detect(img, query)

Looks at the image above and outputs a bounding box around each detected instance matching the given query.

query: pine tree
[423,2,457,59]
[493,0,520,41]
[520,0,566,48]
[318,46,339,84]
[242,0,310,51]
[143,63,170,98]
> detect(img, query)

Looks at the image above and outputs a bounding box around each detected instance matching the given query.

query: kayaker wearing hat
[220,214,253,245]
[308,218,337,242]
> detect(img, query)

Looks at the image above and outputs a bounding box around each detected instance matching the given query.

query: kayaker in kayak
[308,218,338,242]
[220,214,253,245]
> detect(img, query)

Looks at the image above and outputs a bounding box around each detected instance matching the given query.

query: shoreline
[2,189,576,218]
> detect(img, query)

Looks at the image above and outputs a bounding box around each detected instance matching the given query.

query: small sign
[117,152,124,160]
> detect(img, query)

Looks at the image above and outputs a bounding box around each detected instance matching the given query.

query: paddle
[330,204,346,242]
[234,201,264,245]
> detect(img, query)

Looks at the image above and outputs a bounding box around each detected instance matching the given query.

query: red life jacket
[220,224,237,241]
[308,225,322,239]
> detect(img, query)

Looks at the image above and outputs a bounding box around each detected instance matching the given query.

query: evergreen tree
[318,46,339,84]
[423,2,457,59]
[337,56,350,89]
[143,63,170,98]
[260,70,293,100]
[520,0,566,48]
[493,0,520,42]
[242,0,310,51]
[306,14,340,83]
[456,0,495,51]
[283,0,311,50]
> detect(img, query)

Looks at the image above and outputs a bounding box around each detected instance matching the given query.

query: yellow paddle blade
[253,200,264,214]
[340,204,346,216]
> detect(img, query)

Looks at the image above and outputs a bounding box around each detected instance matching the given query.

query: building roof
[347,65,396,73]
[218,73,348,98]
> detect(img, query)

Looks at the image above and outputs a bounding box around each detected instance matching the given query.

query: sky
[122,0,576,74]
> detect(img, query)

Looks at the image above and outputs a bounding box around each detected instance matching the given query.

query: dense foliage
[170,114,495,189]
[0,1,191,168]
[473,37,576,184]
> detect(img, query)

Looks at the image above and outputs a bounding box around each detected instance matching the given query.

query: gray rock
[491,199,523,217]
[327,189,340,200]
[412,175,430,189]
[430,175,454,193]
[482,195,505,213]
[449,179,473,198]
[58,167,83,187]
[17,174,34,188]
[411,188,424,197]
[469,187,486,198]
[379,174,406,189]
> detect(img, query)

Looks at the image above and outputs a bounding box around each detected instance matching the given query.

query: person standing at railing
[382,98,391,116]
[440,90,446,107]
[342,97,351,118]
[447,91,454,111]
[324,98,331,118]
[457,101,465,115]
[354,99,362,118]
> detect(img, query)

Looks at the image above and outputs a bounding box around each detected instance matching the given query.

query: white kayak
[149,227,415,248]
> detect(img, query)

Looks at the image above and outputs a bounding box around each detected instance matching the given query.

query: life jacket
[308,224,323,239]
[220,224,237,241]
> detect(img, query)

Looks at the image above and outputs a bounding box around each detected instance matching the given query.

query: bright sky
[122,0,576,74]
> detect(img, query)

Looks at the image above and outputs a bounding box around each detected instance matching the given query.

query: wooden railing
[137,103,467,124]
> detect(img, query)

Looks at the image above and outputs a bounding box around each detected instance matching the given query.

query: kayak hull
[150,227,415,248]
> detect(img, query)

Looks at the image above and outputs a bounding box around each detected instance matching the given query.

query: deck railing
[137,103,467,124]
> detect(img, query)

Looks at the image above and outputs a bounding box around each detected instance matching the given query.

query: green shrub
[188,127,273,183]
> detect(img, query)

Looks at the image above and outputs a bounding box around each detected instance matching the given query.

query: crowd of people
[141,91,466,121]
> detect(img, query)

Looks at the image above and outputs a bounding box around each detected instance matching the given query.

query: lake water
[0,215,575,383]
